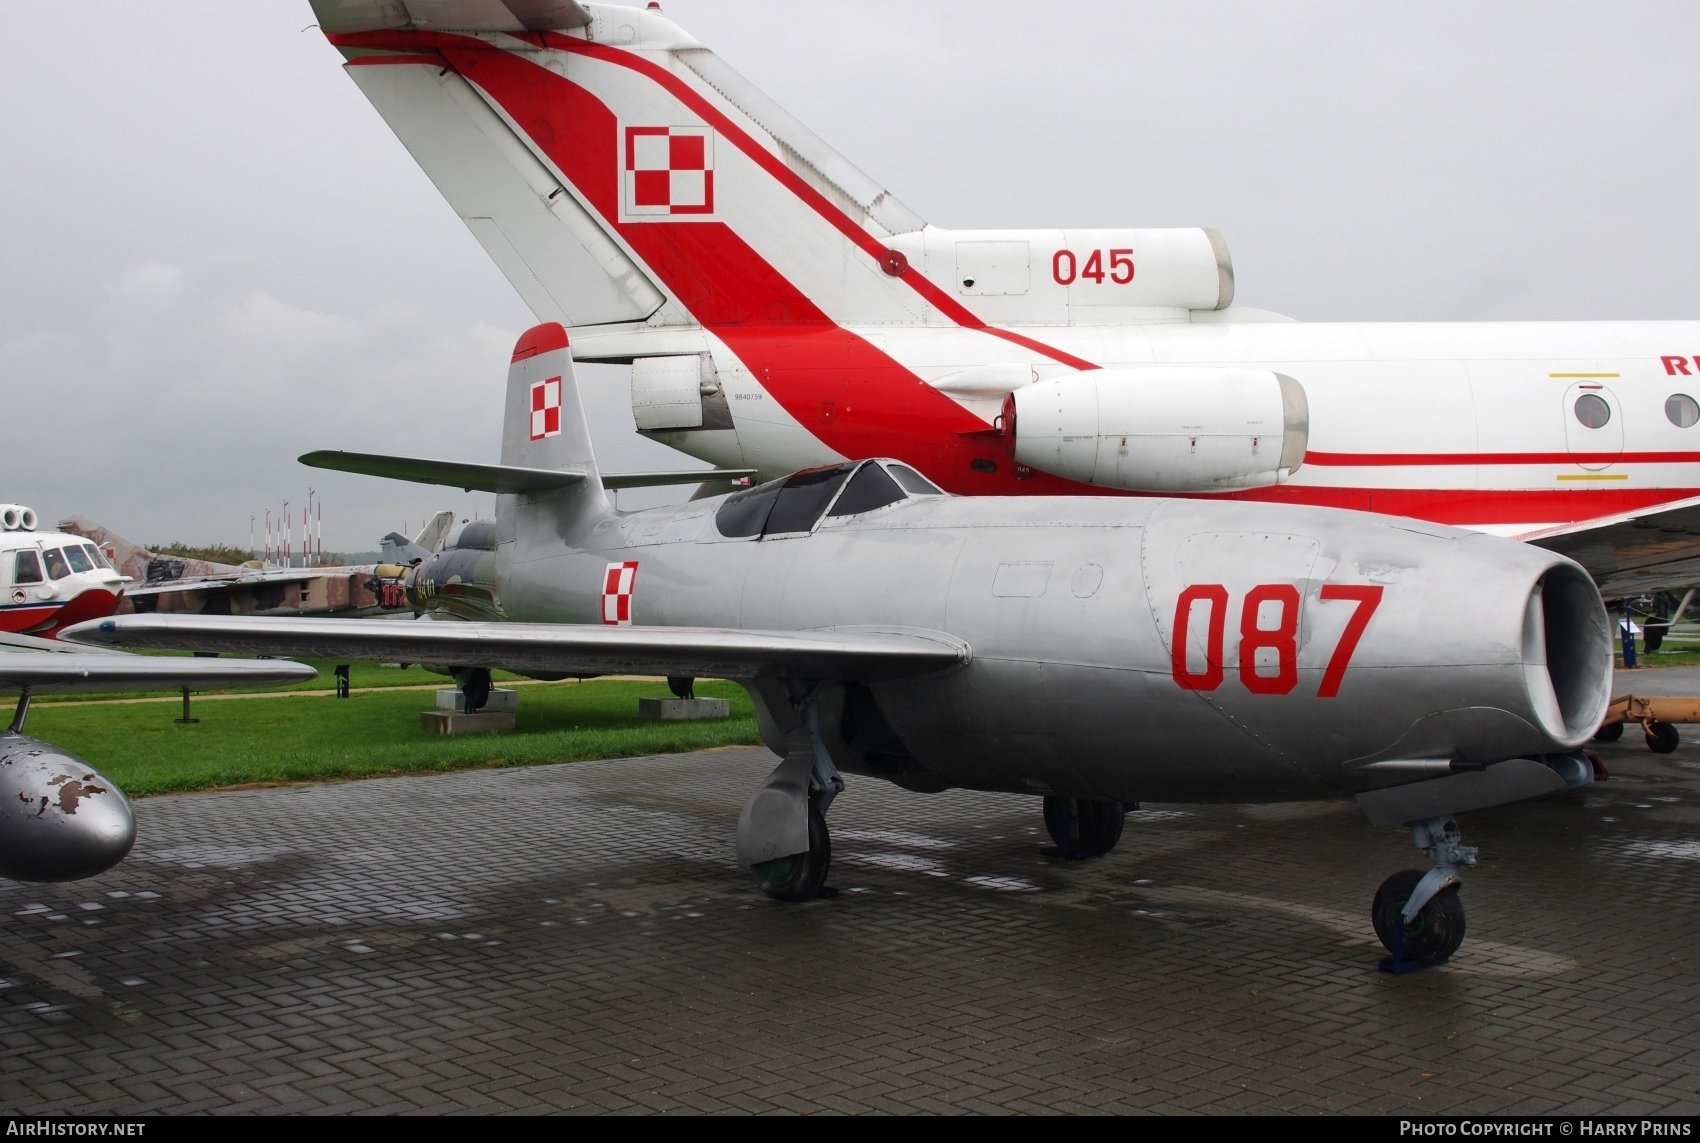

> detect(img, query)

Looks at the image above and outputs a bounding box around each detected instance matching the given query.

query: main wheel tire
[1372,869,1466,963]
[1646,721,1681,754]
[1593,721,1624,743]
[462,668,492,713]
[1645,626,1666,652]
[752,806,830,901]
[1042,797,1125,858]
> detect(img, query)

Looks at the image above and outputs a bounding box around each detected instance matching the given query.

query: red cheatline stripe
[1306,450,1700,466]
[536,32,1099,372]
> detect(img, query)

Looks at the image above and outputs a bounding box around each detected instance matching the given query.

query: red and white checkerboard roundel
[530,376,562,441]
[623,126,714,219]
[602,561,638,625]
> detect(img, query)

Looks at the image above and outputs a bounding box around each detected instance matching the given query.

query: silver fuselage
[477,485,1606,805]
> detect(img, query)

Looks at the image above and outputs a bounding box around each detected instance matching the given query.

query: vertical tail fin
[502,322,610,537]
[316,3,931,331]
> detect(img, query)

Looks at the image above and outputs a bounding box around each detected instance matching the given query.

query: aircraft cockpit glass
[12,550,43,585]
[63,546,94,574]
[763,464,854,536]
[41,548,70,581]
[827,462,906,517]
[81,544,111,570]
[715,478,787,537]
[885,464,945,497]
[717,460,951,538]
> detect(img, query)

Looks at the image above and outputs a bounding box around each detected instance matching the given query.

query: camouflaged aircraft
[69,323,1615,966]
[57,519,419,619]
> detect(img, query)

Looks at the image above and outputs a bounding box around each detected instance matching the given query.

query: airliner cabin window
[1667,394,1700,428]
[12,550,42,585]
[828,462,906,517]
[1573,393,1611,429]
[42,549,70,580]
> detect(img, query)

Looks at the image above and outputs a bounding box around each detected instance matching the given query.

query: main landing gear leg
[1374,815,1473,973]
[453,667,493,713]
[1041,796,1128,859]
[736,693,843,902]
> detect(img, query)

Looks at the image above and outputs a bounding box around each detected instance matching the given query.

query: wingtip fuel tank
[0,733,134,882]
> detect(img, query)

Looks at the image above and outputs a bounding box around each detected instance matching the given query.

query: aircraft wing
[0,648,317,694]
[301,450,754,494]
[1517,493,1700,597]
[63,615,969,682]
[121,568,331,598]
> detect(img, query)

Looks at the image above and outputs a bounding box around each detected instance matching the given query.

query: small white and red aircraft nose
[0,505,129,639]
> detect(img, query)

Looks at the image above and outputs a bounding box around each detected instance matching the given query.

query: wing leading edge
[0,652,316,694]
[62,616,970,683]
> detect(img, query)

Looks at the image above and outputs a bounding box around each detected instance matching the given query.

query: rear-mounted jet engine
[1002,368,1309,493]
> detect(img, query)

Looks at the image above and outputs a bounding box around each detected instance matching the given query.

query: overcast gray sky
[3,1,1698,550]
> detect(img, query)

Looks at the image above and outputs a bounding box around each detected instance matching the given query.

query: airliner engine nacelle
[0,505,39,532]
[1008,368,1309,493]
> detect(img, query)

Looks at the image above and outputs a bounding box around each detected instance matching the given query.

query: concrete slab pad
[638,697,731,721]
[419,711,517,735]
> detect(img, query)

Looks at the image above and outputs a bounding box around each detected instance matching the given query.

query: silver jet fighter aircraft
[68,323,1614,965]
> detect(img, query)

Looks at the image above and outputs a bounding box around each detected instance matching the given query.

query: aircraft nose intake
[0,735,136,882]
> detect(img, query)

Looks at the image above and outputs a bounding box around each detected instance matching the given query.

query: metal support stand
[7,689,30,735]
[174,687,199,725]
[1621,611,1638,669]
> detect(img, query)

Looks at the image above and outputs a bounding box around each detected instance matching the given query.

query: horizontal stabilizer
[604,468,756,490]
[0,650,316,694]
[302,450,586,494]
[64,615,970,683]
[301,450,753,492]
[310,0,591,35]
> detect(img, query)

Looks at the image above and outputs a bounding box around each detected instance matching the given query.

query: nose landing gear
[737,687,843,902]
[1374,815,1473,972]
[752,799,831,901]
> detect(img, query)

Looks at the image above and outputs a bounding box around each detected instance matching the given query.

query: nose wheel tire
[1372,869,1466,963]
[1592,720,1624,743]
[1042,797,1125,859]
[1646,721,1680,754]
[753,806,831,901]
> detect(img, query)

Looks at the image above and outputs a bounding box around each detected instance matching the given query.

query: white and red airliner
[308,1,1700,595]
[0,505,128,639]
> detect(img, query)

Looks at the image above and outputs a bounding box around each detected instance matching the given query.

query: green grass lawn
[25,679,762,797]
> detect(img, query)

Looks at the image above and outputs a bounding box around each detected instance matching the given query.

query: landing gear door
[1562,382,1623,472]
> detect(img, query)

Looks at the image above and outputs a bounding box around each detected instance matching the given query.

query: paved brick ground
[0,732,1695,1114]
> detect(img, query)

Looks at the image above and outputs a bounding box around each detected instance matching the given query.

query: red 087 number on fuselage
[1171,584,1384,697]
[1052,249,1134,286]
